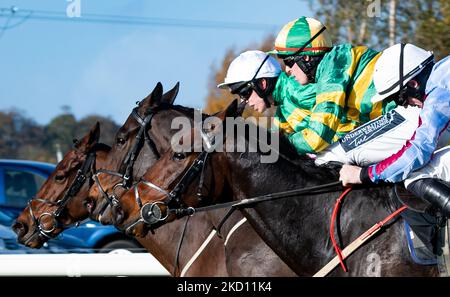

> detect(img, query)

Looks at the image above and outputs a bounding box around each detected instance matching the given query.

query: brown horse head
[13,81,184,248]
[112,100,239,237]
[12,123,109,248]
[86,82,186,223]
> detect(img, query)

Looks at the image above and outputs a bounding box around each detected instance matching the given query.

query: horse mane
[229,119,342,179]
[146,102,210,120]
[171,104,211,120]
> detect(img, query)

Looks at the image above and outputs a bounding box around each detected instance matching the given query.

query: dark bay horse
[13,82,180,247]
[113,100,438,276]
[13,84,294,276]
[13,123,110,248]
[83,91,294,276]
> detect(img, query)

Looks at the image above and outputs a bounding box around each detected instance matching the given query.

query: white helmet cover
[217,50,281,89]
[372,43,434,103]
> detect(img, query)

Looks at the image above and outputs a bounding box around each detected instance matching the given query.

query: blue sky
[0,0,311,124]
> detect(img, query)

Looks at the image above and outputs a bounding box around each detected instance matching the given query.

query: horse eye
[116,137,126,145]
[173,153,186,161]
[54,174,65,183]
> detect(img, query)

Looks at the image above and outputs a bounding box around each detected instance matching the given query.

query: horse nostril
[84,198,97,214]
[12,221,27,237]
[113,207,124,225]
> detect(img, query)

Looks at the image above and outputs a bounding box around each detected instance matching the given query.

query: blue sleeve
[370,87,450,183]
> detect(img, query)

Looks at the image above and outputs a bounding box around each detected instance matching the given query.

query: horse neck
[217,131,408,275]
[135,211,226,276]
[222,132,398,215]
[222,129,340,198]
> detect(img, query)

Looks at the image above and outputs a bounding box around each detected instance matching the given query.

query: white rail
[0,253,170,276]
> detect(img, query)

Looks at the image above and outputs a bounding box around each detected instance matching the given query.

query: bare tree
[388,0,397,45]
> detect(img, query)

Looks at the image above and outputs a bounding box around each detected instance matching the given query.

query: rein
[123,107,160,185]
[108,118,406,276]
[118,150,209,234]
[25,146,98,244]
[195,181,342,212]
[117,124,344,235]
[315,203,408,277]
[194,181,343,236]
[91,103,200,222]
[92,105,161,220]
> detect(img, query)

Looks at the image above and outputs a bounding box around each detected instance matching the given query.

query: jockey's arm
[340,86,450,186]
[287,94,344,154]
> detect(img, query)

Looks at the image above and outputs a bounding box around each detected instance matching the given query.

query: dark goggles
[386,80,419,107]
[398,80,421,106]
[231,83,254,101]
[278,54,302,68]
[276,26,327,69]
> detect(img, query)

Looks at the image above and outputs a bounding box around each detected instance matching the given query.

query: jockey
[217,50,287,113]
[339,43,450,216]
[269,17,398,155]
[219,17,401,156]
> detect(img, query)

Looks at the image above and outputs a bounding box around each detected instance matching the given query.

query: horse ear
[161,82,180,105]
[140,82,164,111]
[216,99,238,121]
[75,122,100,152]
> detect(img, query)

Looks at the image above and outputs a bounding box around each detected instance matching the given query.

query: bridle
[23,147,98,244]
[111,125,345,276]
[118,131,215,234]
[23,101,163,244]
[92,104,161,220]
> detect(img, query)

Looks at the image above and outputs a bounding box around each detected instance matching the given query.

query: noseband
[120,133,214,234]
[24,148,97,244]
[92,105,161,220]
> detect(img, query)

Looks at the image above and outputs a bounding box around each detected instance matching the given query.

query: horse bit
[25,102,160,242]
[25,147,97,243]
[91,104,161,221]
[119,130,215,234]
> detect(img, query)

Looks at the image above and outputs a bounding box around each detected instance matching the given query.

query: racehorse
[110,99,438,276]
[13,82,180,248]
[13,122,109,248]
[13,84,294,276]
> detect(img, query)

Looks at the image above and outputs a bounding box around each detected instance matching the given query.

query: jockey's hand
[339,165,362,187]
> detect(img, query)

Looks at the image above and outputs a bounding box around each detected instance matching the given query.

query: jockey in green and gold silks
[270,17,396,155]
